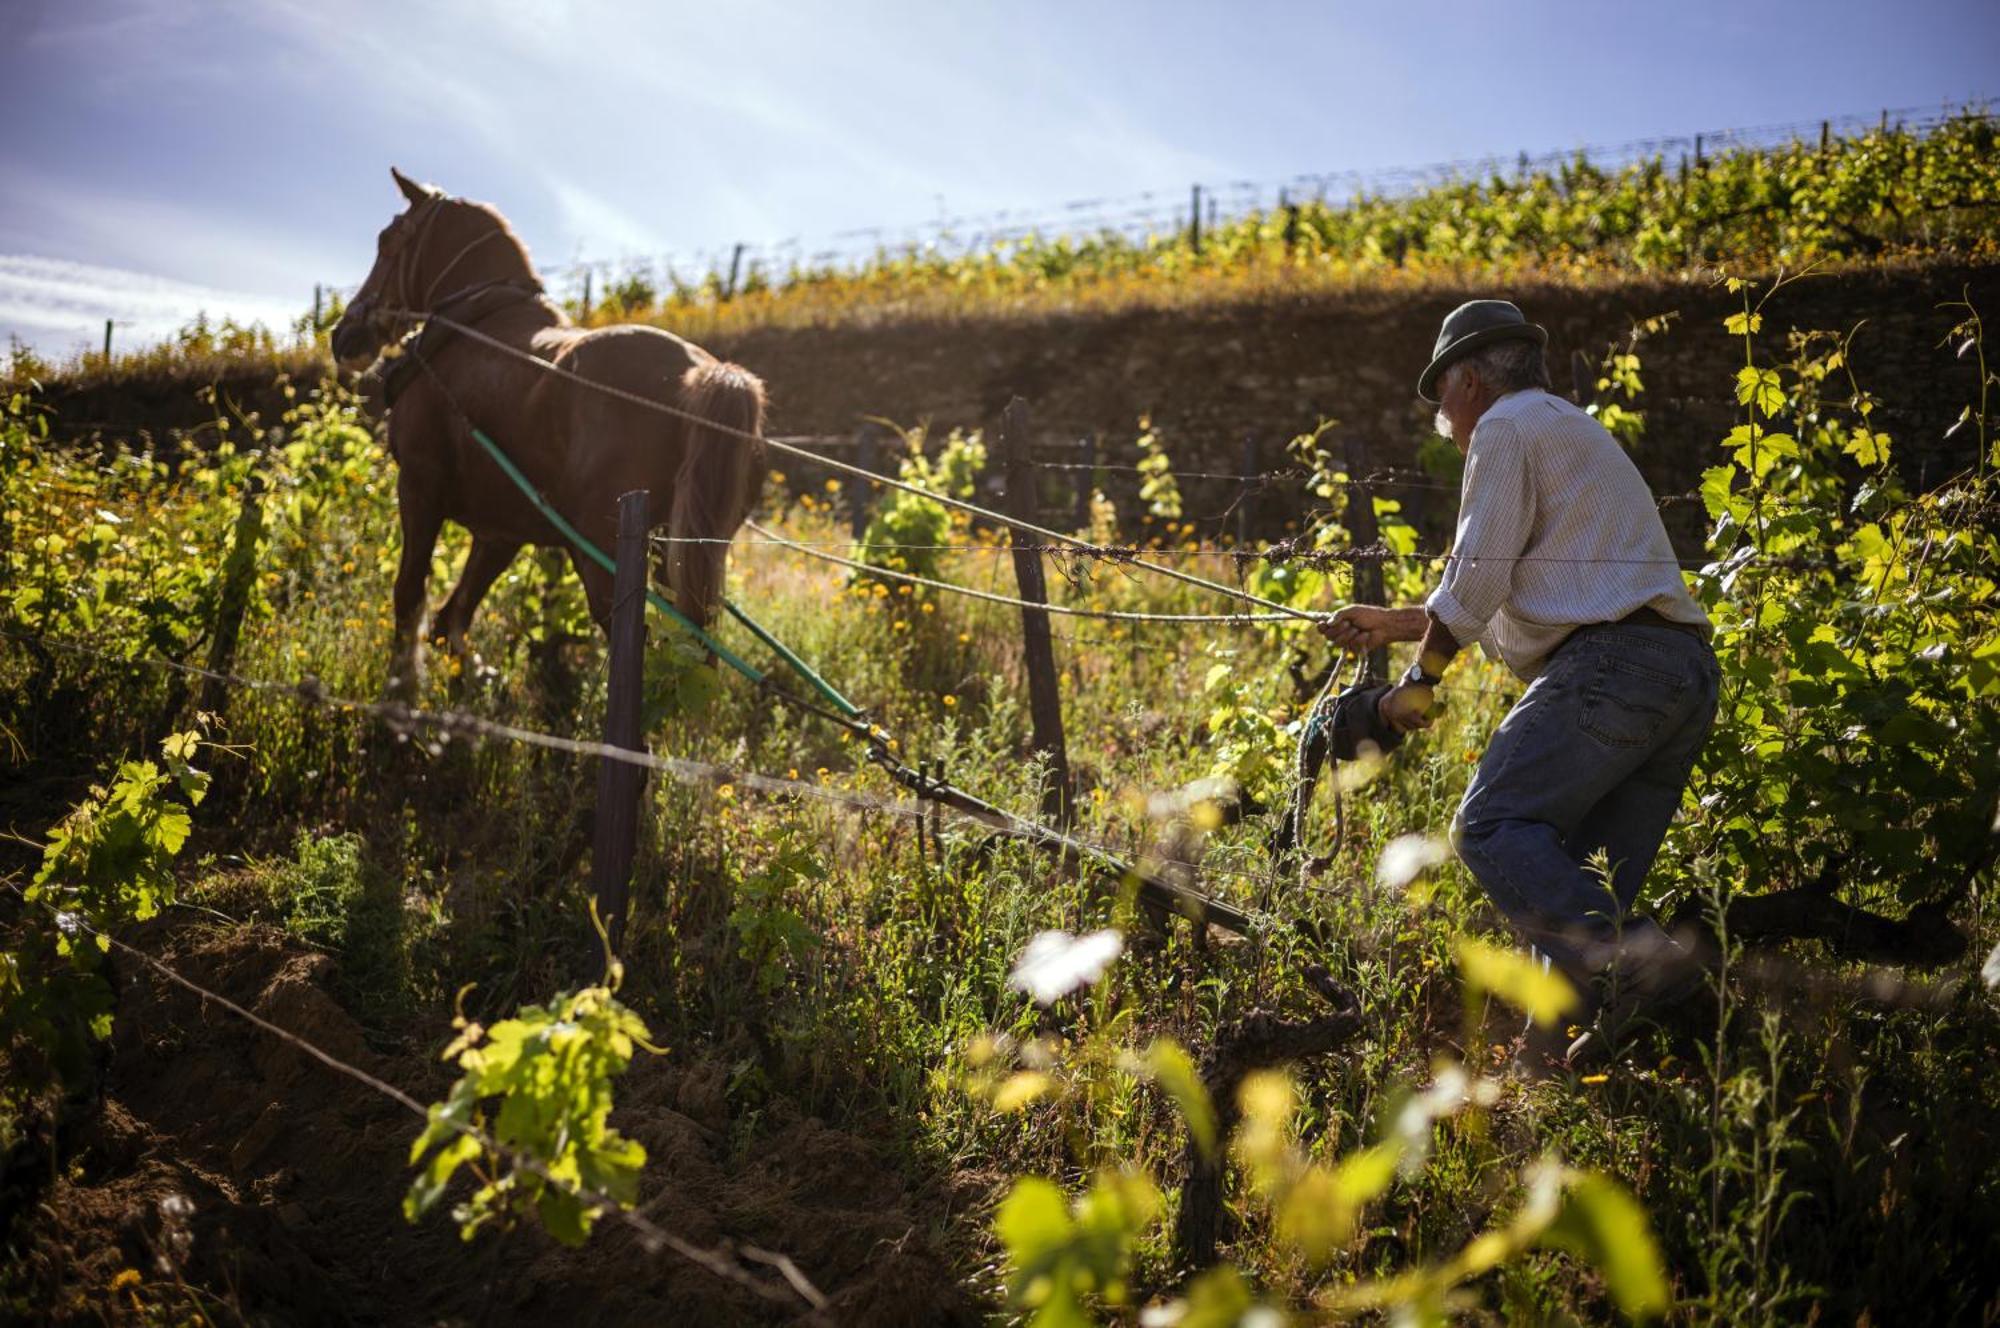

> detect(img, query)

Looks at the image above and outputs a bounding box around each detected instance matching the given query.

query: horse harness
[371,280,551,413]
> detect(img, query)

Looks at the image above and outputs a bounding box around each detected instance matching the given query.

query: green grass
[3,303,1997,1323]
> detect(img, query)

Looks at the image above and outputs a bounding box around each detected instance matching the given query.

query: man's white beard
[1434,409,1454,442]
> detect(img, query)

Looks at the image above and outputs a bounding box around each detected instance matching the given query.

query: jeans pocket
[1579,656,1685,748]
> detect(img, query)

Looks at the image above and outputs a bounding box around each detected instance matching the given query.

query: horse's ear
[391,167,435,205]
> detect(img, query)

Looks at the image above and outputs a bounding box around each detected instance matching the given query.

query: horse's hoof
[383,669,421,705]
[443,651,499,700]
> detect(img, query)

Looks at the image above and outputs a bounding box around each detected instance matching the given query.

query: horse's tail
[668,359,767,624]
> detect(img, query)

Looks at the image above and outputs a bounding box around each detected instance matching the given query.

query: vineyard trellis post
[1072,432,1096,531]
[581,268,593,320]
[1189,183,1203,256]
[850,423,880,540]
[998,397,1073,826]
[198,466,268,717]
[725,243,746,300]
[591,489,650,951]
[102,319,112,363]
[1343,436,1389,682]
[151,460,266,735]
[1235,433,1260,545]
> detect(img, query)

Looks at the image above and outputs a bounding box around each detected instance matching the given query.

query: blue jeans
[1451,624,1719,986]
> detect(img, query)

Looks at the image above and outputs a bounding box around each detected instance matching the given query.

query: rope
[1,883,826,1309]
[386,350,1249,927]
[386,307,1319,622]
[742,520,1296,624]
[428,362,865,721]
[638,528,1848,572]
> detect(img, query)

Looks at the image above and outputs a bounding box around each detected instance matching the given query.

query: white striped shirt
[1424,388,1709,681]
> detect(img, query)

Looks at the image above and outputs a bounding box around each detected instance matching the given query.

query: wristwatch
[1401,660,1443,689]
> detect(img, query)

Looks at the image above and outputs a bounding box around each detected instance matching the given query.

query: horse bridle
[348,193,522,342]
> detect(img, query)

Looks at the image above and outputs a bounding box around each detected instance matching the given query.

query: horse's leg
[390,477,445,699]
[434,536,524,688]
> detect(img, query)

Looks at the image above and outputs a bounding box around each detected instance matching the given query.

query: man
[1323,299,1718,1048]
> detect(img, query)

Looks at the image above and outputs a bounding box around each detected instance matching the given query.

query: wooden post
[1820,120,1831,154]
[1342,436,1388,682]
[725,243,746,299]
[198,468,268,716]
[851,423,879,541]
[1571,348,1594,406]
[1694,134,1704,169]
[999,397,1073,826]
[102,319,113,362]
[1073,432,1096,531]
[1235,433,1260,546]
[1189,183,1202,255]
[580,268,593,319]
[592,490,650,951]
[312,284,323,330]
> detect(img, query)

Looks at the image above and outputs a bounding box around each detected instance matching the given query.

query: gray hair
[1442,338,1551,396]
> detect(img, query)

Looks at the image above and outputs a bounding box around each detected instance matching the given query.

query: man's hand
[1376,681,1436,734]
[1318,604,1426,651]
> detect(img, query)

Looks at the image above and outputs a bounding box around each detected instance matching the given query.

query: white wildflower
[1007,929,1123,1006]
[1393,1062,1502,1175]
[1375,833,1451,891]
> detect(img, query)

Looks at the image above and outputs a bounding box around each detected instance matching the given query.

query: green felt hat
[1417,299,1548,403]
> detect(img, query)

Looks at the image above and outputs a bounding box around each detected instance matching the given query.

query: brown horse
[330,167,766,694]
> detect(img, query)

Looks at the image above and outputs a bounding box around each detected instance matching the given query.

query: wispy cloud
[0,255,306,361]
[541,176,674,261]
[3,166,351,299]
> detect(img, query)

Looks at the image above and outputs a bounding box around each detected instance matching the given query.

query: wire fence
[530,106,1978,300]
[663,524,1840,574]
[313,101,1986,310]
[0,626,1284,886]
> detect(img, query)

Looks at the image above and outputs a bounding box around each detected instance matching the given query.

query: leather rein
[371,278,549,410]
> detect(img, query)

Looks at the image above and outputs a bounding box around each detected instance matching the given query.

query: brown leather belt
[1559,605,1709,655]
[1615,605,1708,641]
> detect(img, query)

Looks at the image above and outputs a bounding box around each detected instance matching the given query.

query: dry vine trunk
[1175,969,1365,1270]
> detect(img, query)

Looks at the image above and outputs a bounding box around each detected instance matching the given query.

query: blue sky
[1,0,1994,357]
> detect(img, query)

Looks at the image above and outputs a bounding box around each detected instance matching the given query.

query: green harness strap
[468,426,864,718]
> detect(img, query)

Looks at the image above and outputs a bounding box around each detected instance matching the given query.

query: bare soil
[5,921,977,1326]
